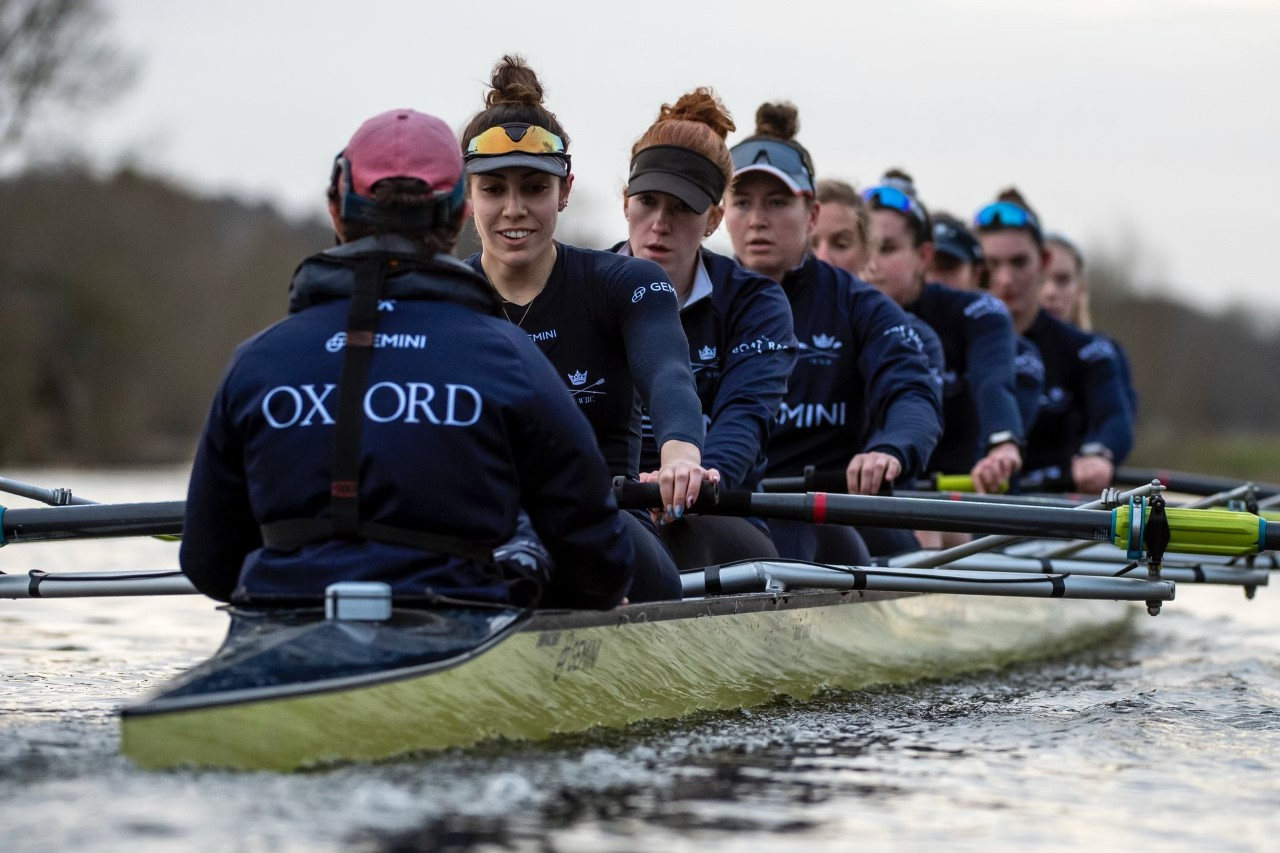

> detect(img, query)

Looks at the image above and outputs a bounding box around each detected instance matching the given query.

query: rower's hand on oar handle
[643,442,721,522]
[846,451,901,496]
[1072,453,1115,495]
[971,442,1021,494]
[613,476,725,515]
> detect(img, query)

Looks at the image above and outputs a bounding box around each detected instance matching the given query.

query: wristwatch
[1078,442,1114,461]
[986,430,1021,451]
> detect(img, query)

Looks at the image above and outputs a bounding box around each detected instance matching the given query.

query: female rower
[927,212,984,291]
[811,178,877,277]
[861,170,1025,494]
[1042,232,1138,417]
[613,87,798,567]
[810,173,942,555]
[930,210,1044,441]
[181,108,633,610]
[812,177,947,402]
[460,55,712,601]
[724,102,942,561]
[974,190,1133,493]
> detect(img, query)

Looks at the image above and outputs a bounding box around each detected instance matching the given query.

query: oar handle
[759,468,1008,496]
[612,478,745,513]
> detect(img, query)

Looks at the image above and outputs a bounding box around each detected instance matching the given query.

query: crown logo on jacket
[698,345,717,361]
[568,370,589,386]
[812,333,842,350]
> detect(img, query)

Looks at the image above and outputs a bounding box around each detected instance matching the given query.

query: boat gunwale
[119,587,914,719]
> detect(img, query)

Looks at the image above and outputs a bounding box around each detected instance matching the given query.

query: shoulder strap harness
[260,254,498,565]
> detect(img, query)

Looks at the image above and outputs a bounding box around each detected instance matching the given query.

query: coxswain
[181,108,633,609]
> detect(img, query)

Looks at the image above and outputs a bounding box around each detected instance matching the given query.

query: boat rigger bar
[681,560,1176,610]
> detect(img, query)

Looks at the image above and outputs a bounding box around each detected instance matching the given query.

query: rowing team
[179,54,1137,613]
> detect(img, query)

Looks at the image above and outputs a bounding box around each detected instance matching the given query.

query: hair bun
[753,102,799,140]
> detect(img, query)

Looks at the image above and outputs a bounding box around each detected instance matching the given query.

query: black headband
[626,145,727,214]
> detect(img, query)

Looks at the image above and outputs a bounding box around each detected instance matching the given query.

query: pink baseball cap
[341,109,463,197]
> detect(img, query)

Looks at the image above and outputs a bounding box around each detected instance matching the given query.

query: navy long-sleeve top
[1023,308,1134,472]
[181,238,633,608]
[620,247,798,491]
[904,312,946,407]
[467,243,704,479]
[1099,331,1139,419]
[765,254,943,480]
[1014,335,1046,441]
[906,283,1025,473]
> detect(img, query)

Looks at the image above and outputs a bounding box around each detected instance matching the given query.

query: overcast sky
[26,0,1280,321]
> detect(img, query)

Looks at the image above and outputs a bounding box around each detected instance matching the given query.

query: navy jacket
[619,248,798,491]
[467,243,703,479]
[905,312,946,407]
[1099,331,1139,418]
[765,254,942,480]
[182,237,633,608]
[907,284,1025,473]
[1014,335,1046,442]
[1023,308,1134,472]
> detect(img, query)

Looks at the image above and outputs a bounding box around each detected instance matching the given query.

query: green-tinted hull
[120,590,1133,771]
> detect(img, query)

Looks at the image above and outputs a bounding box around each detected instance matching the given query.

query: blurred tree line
[0,167,331,462]
[0,165,1278,477]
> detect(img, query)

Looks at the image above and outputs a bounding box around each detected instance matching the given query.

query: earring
[559,200,568,211]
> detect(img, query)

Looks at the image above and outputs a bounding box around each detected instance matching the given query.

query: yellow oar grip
[933,474,1009,494]
[1111,505,1267,557]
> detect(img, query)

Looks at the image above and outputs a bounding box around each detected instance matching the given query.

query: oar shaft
[0,570,196,599]
[1115,467,1280,499]
[893,490,1085,508]
[760,471,1005,495]
[1,501,184,543]
[750,492,1115,540]
[615,483,1275,557]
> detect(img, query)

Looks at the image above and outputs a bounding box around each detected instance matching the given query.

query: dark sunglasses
[730,138,815,194]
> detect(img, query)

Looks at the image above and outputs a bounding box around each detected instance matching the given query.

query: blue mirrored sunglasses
[974,201,1041,237]
[863,185,928,227]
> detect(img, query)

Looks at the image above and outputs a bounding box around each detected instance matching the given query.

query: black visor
[626,145,727,214]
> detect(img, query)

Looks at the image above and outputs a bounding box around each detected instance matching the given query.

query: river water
[3,468,1280,852]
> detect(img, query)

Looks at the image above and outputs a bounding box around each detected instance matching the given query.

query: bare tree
[0,0,136,150]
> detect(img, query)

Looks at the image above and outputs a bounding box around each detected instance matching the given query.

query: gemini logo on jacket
[765,254,942,481]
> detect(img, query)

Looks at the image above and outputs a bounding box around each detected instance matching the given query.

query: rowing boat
[118,562,1146,772]
[2,472,1271,772]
